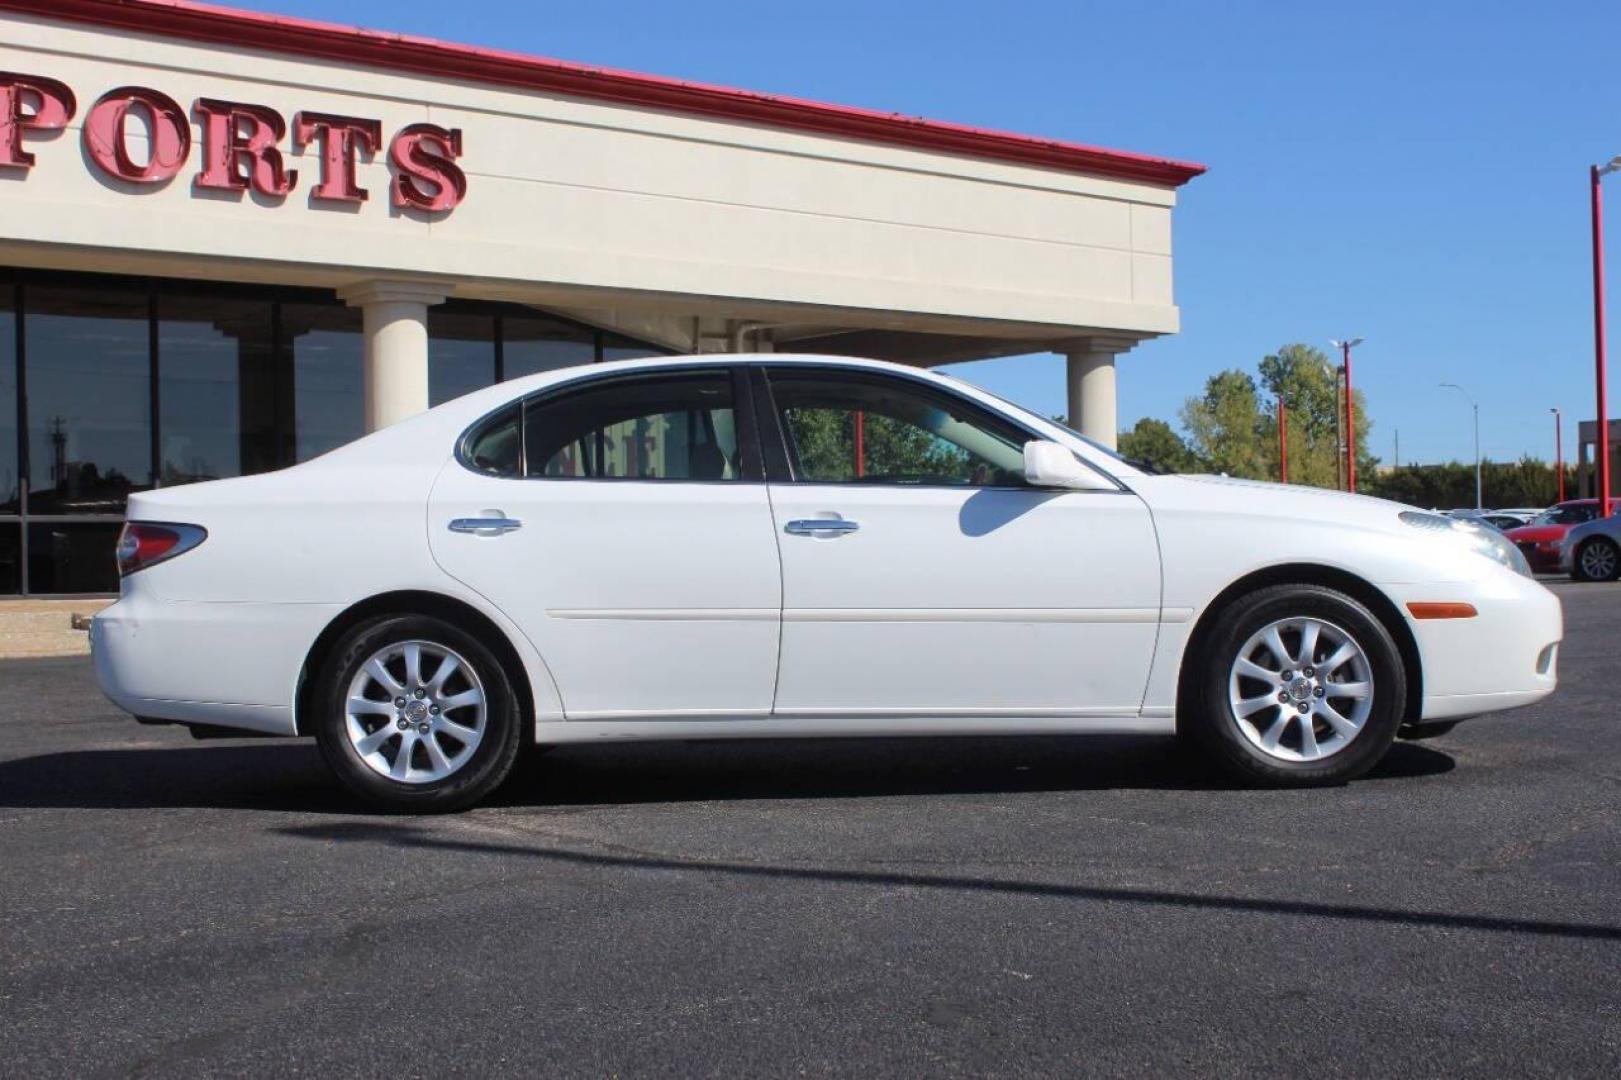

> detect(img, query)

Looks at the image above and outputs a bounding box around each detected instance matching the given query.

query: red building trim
[1,0,1206,187]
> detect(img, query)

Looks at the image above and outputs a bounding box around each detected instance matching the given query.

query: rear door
[756,365,1162,717]
[428,366,782,719]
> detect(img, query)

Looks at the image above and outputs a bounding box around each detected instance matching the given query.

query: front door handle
[448,516,523,536]
[784,518,860,537]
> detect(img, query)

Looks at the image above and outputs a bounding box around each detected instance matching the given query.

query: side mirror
[1023,440,1117,491]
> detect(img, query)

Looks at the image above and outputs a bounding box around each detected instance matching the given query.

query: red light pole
[1551,407,1565,503]
[1330,338,1363,493]
[1277,398,1289,483]
[1592,158,1620,514]
[853,410,865,478]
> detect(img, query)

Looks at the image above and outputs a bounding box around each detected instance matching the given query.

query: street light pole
[1551,407,1565,503]
[1592,157,1621,514]
[1440,382,1482,509]
[1330,338,1363,493]
[1326,364,1346,490]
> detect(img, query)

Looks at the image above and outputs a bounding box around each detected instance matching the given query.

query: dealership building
[0,0,1202,595]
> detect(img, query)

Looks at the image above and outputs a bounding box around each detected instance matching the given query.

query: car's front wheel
[1186,585,1406,786]
[1572,537,1621,582]
[314,614,522,812]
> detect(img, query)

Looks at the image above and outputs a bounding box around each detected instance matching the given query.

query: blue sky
[233,0,1621,464]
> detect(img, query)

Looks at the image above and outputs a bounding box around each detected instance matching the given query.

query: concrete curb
[0,600,112,659]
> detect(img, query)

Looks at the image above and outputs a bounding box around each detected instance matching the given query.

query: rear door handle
[784,519,860,536]
[448,516,523,536]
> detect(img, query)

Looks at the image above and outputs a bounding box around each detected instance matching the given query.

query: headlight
[1399,511,1532,577]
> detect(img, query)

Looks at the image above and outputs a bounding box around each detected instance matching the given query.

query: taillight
[115,522,207,576]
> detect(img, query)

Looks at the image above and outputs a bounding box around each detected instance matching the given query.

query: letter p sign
[0,72,77,171]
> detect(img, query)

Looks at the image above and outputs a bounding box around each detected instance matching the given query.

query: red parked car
[1504,500,1612,573]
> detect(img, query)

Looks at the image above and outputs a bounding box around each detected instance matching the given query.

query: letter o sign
[83,86,190,184]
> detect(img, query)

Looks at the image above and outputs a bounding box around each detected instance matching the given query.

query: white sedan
[92,355,1561,811]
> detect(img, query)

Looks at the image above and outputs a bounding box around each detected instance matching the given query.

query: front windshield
[1533,505,1596,527]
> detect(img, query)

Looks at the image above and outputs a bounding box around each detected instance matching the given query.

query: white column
[1064,344,1124,450]
[338,281,451,431]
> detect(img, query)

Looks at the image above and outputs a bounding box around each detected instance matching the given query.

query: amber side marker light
[1406,602,1478,620]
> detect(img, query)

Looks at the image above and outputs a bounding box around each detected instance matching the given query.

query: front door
[428,366,782,719]
[758,367,1162,717]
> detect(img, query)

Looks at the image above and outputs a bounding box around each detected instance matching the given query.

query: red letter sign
[193,97,296,197]
[0,71,76,171]
[389,124,466,212]
[83,86,191,184]
[292,111,381,203]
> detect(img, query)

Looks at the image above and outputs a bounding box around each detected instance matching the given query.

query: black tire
[314,614,522,812]
[1183,584,1406,787]
[1571,537,1621,583]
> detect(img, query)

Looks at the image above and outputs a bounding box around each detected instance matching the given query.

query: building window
[24,286,153,515]
[1,287,15,594]
[0,268,669,594]
[601,333,663,363]
[2,286,17,513]
[503,315,595,380]
[27,521,123,594]
[287,302,365,463]
[429,311,496,406]
[157,294,279,483]
[0,523,17,595]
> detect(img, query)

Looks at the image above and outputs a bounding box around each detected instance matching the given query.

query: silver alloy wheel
[1579,540,1618,580]
[344,640,487,784]
[1227,617,1374,763]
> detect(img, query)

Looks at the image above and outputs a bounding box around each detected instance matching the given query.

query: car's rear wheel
[1572,537,1620,582]
[1186,584,1406,786]
[314,614,522,812]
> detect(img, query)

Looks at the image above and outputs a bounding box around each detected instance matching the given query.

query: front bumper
[1516,540,1563,575]
[1381,571,1561,721]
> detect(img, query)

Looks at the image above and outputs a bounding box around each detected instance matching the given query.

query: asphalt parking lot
[2,582,1619,1077]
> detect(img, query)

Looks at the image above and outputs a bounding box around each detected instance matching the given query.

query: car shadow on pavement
[0,733,1454,813]
[271,817,1621,944]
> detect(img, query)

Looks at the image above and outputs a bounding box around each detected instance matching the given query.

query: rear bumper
[1380,572,1561,721]
[91,591,340,737]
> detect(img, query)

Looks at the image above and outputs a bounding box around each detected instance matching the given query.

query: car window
[766,370,1028,487]
[464,403,522,477]
[523,371,740,481]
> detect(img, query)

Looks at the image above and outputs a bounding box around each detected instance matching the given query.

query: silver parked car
[1560,511,1621,582]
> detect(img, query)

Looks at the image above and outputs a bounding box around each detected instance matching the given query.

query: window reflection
[504,316,594,380]
[25,286,151,514]
[158,295,279,484]
[429,312,495,406]
[286,303,364,462]
[1,289,16,514]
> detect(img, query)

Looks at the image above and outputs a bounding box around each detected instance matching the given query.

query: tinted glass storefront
[0,269,665,594]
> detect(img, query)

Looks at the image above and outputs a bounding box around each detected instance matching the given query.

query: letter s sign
[389,124,466,212]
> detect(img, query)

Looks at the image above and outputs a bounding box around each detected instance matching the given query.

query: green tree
[1363,457,1573,510]
[1117,417,1203,473]
[1256,343,1373,488]
[1180,369,1269,478]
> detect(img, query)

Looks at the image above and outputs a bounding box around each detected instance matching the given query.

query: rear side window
[523,372,740,481]
[464,404,522,477]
